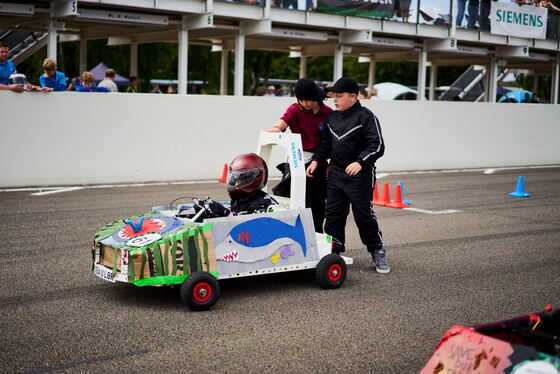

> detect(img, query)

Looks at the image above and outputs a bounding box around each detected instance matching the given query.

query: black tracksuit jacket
[312,100,385,252]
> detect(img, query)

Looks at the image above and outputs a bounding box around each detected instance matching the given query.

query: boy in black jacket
[306,77,389,273]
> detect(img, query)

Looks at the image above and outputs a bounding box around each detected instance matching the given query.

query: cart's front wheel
[180,272,220,311]
[316,254,347,289]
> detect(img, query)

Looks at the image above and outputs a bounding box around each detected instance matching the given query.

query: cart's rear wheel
[180,272,220,311]
[316,254,347,289]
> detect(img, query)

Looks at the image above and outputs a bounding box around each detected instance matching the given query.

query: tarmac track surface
[1,167,559,374]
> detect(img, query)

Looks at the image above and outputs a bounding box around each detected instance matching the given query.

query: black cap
[325,77,359,95]
[294,78,326,102]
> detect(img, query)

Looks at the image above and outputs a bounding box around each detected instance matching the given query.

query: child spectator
[306,77,389,273]
[39,58,67,91]
[76,71,109,92]
[126,76,138,93]
[98,68,118,92]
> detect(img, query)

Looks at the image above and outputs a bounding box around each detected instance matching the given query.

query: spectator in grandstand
[267,78,332,233]
[76,71,109,92]
[255,87,266,96]
[400,0,411,22]
[166,85,175,94]
[150,83,162,93]
[264,85,276,97]
[306,76,389,274]
[358,88,368,99]
[39,58,67,91]
[98,68,118,92]
[467,0,480,29]
[522,93,531,103]
[67,76,80,91]
[0,41,24,92]
[479,0,491,31]
[368,88,379,100]
[274,85,284,96]
[457,0,467,26]
[531,94,539,103]
[126,76,138,93]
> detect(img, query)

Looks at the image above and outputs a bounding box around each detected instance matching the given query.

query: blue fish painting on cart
[215,215,307,263]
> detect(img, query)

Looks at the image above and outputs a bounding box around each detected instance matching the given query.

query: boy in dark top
[306,77,389,273]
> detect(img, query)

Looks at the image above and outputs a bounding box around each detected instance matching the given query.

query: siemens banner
[316,0,393,18]
[490,2,547,39]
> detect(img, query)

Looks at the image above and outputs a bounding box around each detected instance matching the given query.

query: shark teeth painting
[215,215,307,263]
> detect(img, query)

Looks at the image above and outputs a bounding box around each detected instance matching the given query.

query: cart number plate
[94,264,115,283]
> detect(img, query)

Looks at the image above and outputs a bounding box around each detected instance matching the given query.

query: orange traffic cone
[375,182,392,206]
[217,164,228,183]
[386,184,410,209]
[373,181,380,204]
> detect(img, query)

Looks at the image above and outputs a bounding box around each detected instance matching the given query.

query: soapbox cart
[91,132,353,310]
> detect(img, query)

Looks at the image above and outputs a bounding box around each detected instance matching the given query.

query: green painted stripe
[163,238,170,277]
[152,242,164,276]
[130,274,189,287]
[140,248,147,279]
[192,229,202,272]
[127,249,135,281]
[182,237,190,275]
[199,226,210,272]
[171,235,178,275]
[112,248,118,278]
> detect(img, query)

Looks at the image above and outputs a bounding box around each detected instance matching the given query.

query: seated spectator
[264,85,276,97]
[368,88,379,100]
[150,83,162,93]
[126,76,138,93]
[76,71,109,92]
[39,58,66,91]
[98,68,118,92]
[358,88,368,99]
[0,41,27,92]
[67,76,80,91]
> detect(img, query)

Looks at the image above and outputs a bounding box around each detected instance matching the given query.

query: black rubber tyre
[316,253,347,289]
[180,272,220,311]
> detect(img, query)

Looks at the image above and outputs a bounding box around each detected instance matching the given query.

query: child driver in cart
[208,153,276,217]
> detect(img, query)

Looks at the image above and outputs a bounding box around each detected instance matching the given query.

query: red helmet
[226,153,268,200]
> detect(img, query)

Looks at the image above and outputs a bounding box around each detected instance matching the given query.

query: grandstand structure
[1,0,559,102]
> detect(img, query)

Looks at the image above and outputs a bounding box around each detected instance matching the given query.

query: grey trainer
[372,247,390,274]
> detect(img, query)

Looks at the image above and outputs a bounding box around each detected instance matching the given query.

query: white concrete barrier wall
[1,91,559,187]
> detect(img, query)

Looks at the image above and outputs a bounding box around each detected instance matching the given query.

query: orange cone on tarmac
[386,183,411,209]
[373,181,380,204]
[217,164,228,183]
[375,182,392,206]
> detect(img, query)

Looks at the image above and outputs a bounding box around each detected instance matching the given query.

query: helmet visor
[9,74,27,86]
[227,168,260,190]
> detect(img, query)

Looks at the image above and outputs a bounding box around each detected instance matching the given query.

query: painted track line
[30,187,85,196]
[405,207,462,215]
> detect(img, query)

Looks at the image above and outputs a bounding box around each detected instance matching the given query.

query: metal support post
[299,55,307,78]
[429,64,438,101]
[130,42,138,78]
[79,37,87,73]
[178,25,188,95]
[551,56,559,104]
[417,47,427,101]
[487,58,498,103]
[333,44,344,81]
[234,32,245,96]
[220,49,229,95]
[47,17,57,61]
[368,59,376,92]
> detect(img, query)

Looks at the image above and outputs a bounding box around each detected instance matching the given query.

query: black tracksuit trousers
[325,165,383,253]
[306,159,327,233]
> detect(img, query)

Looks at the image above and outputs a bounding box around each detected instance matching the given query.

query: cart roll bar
[256,131,306,210]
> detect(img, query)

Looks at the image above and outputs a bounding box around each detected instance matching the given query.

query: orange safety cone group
[217,163,228,183]
[386,183,411,209]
